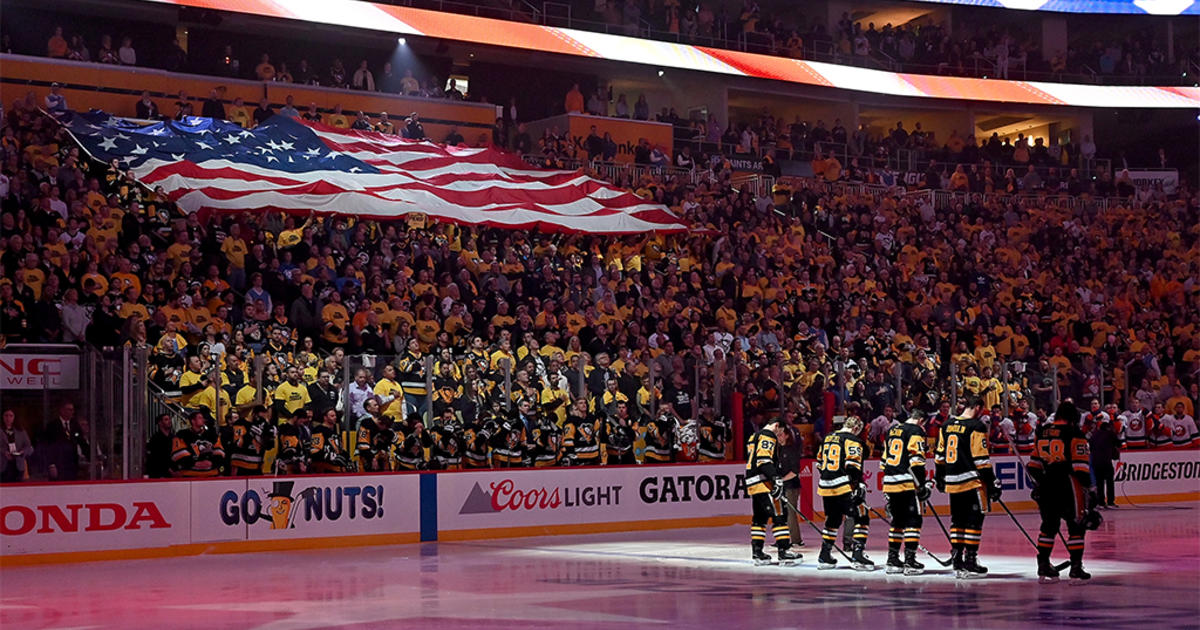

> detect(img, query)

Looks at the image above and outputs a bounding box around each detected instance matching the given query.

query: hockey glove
[934,469,946,493]
[1030,486,1041,503]
[769,478,785,500]
[849,485,866,506]
[916,484,931,503]
[988,478,1003,502]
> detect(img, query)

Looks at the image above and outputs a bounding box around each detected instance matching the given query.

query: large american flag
[56,110,687,234]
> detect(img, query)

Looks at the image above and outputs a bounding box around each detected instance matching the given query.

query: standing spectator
[172,90,193,120]
[400,68,420,95]
[302,103,322,124]
[1,409,34,483]
[375,112,395,134]
[279,95,300,118]
[294,59,315,84]
[443,125,465,146]
[135,90,160,119]
[144,413,175,479]
[164,38,187,72]
[97,34,118,64]
[328,58,347,88]
[118,36,137,66]
[587,89,606,116]
[327,104,349,128]
[404,113,425,139]
[47,26,68,58]
[351,110,373,130]
[228,96,252,128]
[1089,416,1120,508]
[378,62,399,93]
[275,62,294,83]
[351,60,375,91]
[44,83,67,113]
[564,82,584,114]
[60,288,89,343]
[444,78,464,100]
[218,44,240,77]
[67,35,90,62]
[41,401,82,481]
[201,88,226,120]
[634,94,649,120]
[1080,134,1096,168]
[255,53,276,81]
[252,97,274,127]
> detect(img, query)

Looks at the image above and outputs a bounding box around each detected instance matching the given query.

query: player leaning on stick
[881,410,930,575]
[935,406,999,578]
[1027,400,1099,582]
[744,419,802,565]
[817,416,874,570]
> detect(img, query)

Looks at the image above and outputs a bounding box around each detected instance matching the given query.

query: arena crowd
[0,82,1197,483]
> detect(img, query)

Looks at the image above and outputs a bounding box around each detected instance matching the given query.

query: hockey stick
[916,468,955,546]
[778,492,855,563]
[997,497,1071,572]
[868,506,953,567]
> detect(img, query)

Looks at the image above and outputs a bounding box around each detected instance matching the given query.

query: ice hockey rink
[2,503,1197,630]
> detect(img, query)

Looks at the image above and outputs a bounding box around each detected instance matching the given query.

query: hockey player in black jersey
[817,416,874,570]
[1028,401,1099,582]
[744,419,801,565]
[310,408,352,473]
[881,410,930,574]
[228,405,274,476]
[275,409,311,475]
[697,406,731,462]
[604,401,637,465]
[356,399,393,472]
[935,406,999,578]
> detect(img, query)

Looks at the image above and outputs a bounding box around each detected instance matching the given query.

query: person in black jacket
[145,414,175,478]
[1088,414,1121,509]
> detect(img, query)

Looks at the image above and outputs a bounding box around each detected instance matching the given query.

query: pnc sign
[0,354,80,389]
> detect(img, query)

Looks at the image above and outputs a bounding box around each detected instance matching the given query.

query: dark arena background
[1,0,1198,628]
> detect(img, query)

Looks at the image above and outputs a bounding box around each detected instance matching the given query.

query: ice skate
[885,550,904,574]
[777,546,802,566]
[903,550,925,576]
[1037,556,1060,584]
[850,542,876,571]
[817,542,838,570]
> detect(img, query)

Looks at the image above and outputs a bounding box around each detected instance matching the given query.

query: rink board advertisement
[3,453,1196,563]
[436,464,749,536]
[803,450,1200,516]
[0,482,189,555]
[1,475,421,558]
[193,475,420,542]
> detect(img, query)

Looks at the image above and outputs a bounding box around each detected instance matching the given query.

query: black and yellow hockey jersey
[462,419,494,468]
[171,426,226,477]
[530,420,563,468]
[817,429,865,497]
[642,416,675,463]
[309,423,349,473]
[563,414,604,464]
[356,416,395,471]
[228,417,273,473]
[429,422,463,470]
[697,415,730,462]
[744,428,781,495]
[881,422,928,493]
[1027,418,1090,486]
[276,422,311,468]
[491,418,526,467]
[935,416,994,494]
